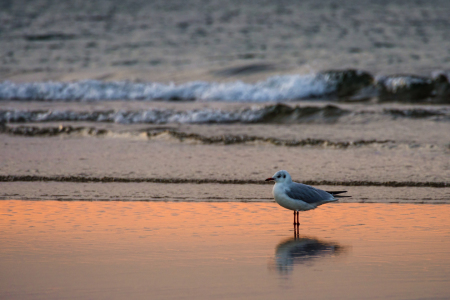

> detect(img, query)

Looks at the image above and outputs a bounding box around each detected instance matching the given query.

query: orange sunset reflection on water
[1,200,450,300]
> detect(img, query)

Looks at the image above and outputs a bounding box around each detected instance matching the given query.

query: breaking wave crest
[1,69,449,103]
[0,74,332,102]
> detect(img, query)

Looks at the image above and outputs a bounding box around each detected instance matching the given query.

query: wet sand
[1,200,450,300]
[1,132,449,184]
[2,100,449,185]
[0,182,449,203]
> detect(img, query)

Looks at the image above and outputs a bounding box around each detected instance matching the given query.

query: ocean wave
[0,74,332,102]
[1,104,449,125]
[1,70,448,102]
[0,69,389,102]
[0,104,349,124]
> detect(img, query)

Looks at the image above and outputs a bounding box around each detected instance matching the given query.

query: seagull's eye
[277,175,280,178]
[283,175,286,178]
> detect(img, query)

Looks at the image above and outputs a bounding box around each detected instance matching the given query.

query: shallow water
[1,200,449,300]
[1,182,449,204]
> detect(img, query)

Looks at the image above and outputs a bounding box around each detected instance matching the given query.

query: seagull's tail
[327,191,351,198]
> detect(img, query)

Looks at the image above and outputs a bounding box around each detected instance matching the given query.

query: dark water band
[0,175,447,188]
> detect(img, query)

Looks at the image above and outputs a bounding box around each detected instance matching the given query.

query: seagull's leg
[294,214,300,238]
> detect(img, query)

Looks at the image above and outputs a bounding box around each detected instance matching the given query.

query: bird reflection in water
[271,226,346,274]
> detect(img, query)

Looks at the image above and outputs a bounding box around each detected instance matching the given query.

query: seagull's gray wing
[285,182,335,204]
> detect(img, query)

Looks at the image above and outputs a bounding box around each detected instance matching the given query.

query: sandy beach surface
[1,200,450,300]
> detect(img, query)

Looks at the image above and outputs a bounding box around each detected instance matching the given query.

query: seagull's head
[265,170,292,184]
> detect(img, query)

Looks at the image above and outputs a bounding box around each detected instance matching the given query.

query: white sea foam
[2,105,448,125]
[375,75,432,93]
[0,107,270,124]
[0,74,331,102]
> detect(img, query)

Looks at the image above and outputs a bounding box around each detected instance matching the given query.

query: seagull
[265,170,349,225]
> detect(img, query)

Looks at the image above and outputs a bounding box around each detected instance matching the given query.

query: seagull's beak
[265,177,274,182]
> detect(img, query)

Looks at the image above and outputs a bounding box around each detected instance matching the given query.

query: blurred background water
[1,0,450,86]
